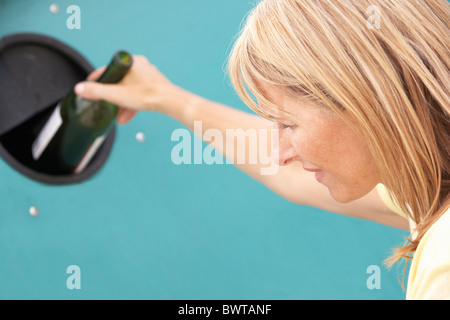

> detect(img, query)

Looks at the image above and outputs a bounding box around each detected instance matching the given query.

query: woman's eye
[273,120,296,130]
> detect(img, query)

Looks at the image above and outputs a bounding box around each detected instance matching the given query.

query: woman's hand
[74,55,182,124]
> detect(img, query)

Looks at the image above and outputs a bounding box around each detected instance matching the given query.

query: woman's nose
[278,145,298,166]
[272,126,299,166]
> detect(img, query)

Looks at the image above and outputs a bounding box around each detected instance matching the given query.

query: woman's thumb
[74,81,120,104]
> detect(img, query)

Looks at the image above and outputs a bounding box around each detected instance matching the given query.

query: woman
[74,0,449,299]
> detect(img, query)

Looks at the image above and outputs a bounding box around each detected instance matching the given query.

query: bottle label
[32,102,63,161]
[73,134,107,174]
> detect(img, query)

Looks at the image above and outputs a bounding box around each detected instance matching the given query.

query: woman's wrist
[157,85,204,124]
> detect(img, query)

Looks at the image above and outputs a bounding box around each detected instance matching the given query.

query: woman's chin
[327,183,368,203]
[329,190,355,203]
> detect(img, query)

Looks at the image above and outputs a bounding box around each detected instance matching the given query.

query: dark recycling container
[0,33,116,185]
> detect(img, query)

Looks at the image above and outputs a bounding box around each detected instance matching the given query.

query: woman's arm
[75,56,410,230]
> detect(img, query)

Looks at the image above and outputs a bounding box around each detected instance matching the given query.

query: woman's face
[262,84,381,203]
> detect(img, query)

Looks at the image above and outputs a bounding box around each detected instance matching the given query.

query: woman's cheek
[291,127,330,167]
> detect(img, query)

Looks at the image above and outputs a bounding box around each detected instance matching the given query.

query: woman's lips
[304,167,325,182]
[314,171,325,182]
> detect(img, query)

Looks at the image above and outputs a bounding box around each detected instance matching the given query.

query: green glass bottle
[32,50,133,175]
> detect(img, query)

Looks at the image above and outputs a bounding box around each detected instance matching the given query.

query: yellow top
[376,184,450,300]
[406,207,450,299]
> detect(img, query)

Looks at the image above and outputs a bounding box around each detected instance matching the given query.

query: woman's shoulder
[375,183,407,218]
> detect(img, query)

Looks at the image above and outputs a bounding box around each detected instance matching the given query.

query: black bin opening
[0,33,116,185]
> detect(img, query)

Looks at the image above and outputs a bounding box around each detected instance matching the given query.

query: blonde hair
[228,0,450,273]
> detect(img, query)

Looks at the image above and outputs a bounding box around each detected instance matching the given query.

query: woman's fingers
[117,108,138,124]
[86,66,107,81]
[74,82,123,105]
[75,55,177,113]
[75,68,138,124]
